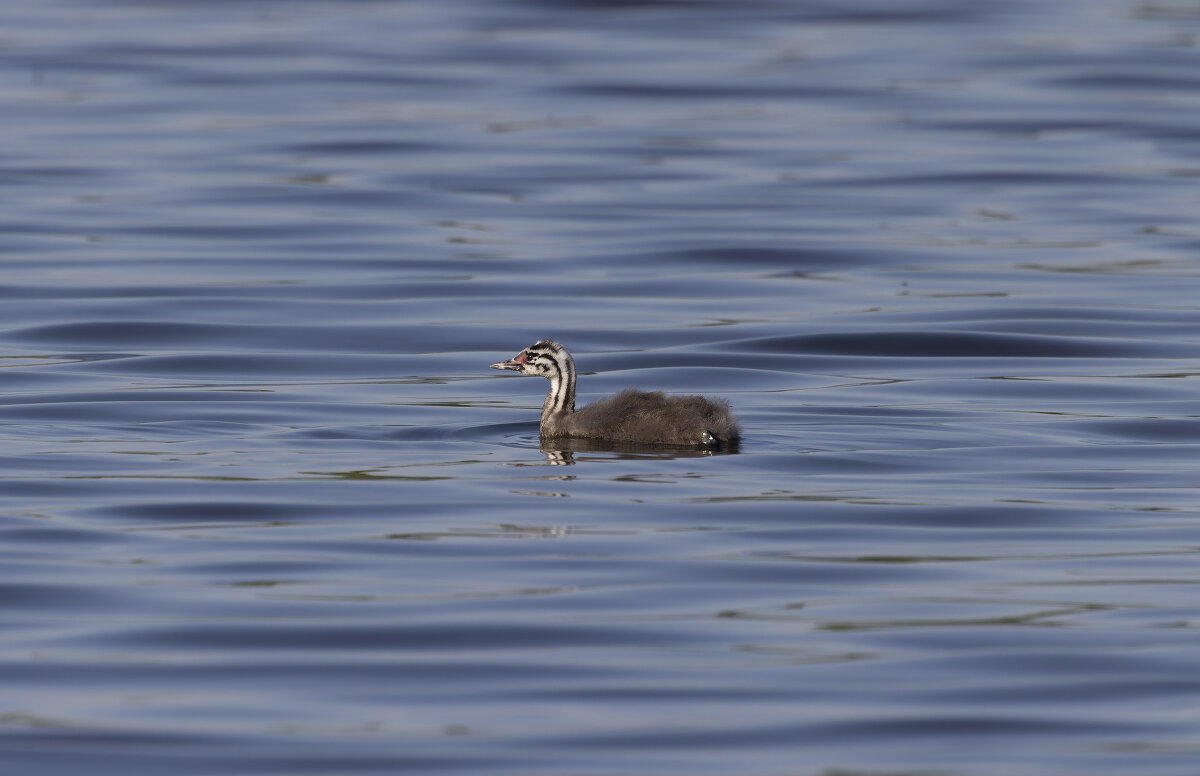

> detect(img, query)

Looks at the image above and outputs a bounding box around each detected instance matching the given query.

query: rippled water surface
[4,1,1200,774]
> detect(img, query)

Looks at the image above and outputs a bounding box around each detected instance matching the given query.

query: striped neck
[541,347,576,423]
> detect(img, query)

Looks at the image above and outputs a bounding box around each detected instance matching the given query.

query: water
[3,0,1200,773]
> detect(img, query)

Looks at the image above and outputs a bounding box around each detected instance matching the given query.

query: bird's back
[565,389,739,447]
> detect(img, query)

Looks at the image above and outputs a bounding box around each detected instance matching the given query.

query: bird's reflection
[533,437,740,465]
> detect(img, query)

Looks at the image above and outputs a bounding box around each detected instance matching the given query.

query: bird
[490,339,740,448]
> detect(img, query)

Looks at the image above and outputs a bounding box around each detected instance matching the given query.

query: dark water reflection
[3,0,1200,774]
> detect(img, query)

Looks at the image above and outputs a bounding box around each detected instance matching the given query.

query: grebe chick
[490,339,740,448]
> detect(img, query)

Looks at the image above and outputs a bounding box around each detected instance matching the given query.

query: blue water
[3,1,1200,774]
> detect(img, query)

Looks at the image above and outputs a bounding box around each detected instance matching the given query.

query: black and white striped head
[490,339,572,377]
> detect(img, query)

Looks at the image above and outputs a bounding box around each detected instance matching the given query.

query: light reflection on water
[2,0,1200,774]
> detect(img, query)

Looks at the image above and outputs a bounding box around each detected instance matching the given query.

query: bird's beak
[490,358,522,371]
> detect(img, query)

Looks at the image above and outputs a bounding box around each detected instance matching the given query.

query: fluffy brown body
[543,388,737,446]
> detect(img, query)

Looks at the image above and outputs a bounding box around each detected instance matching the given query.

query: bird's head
[490,339,568,378]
